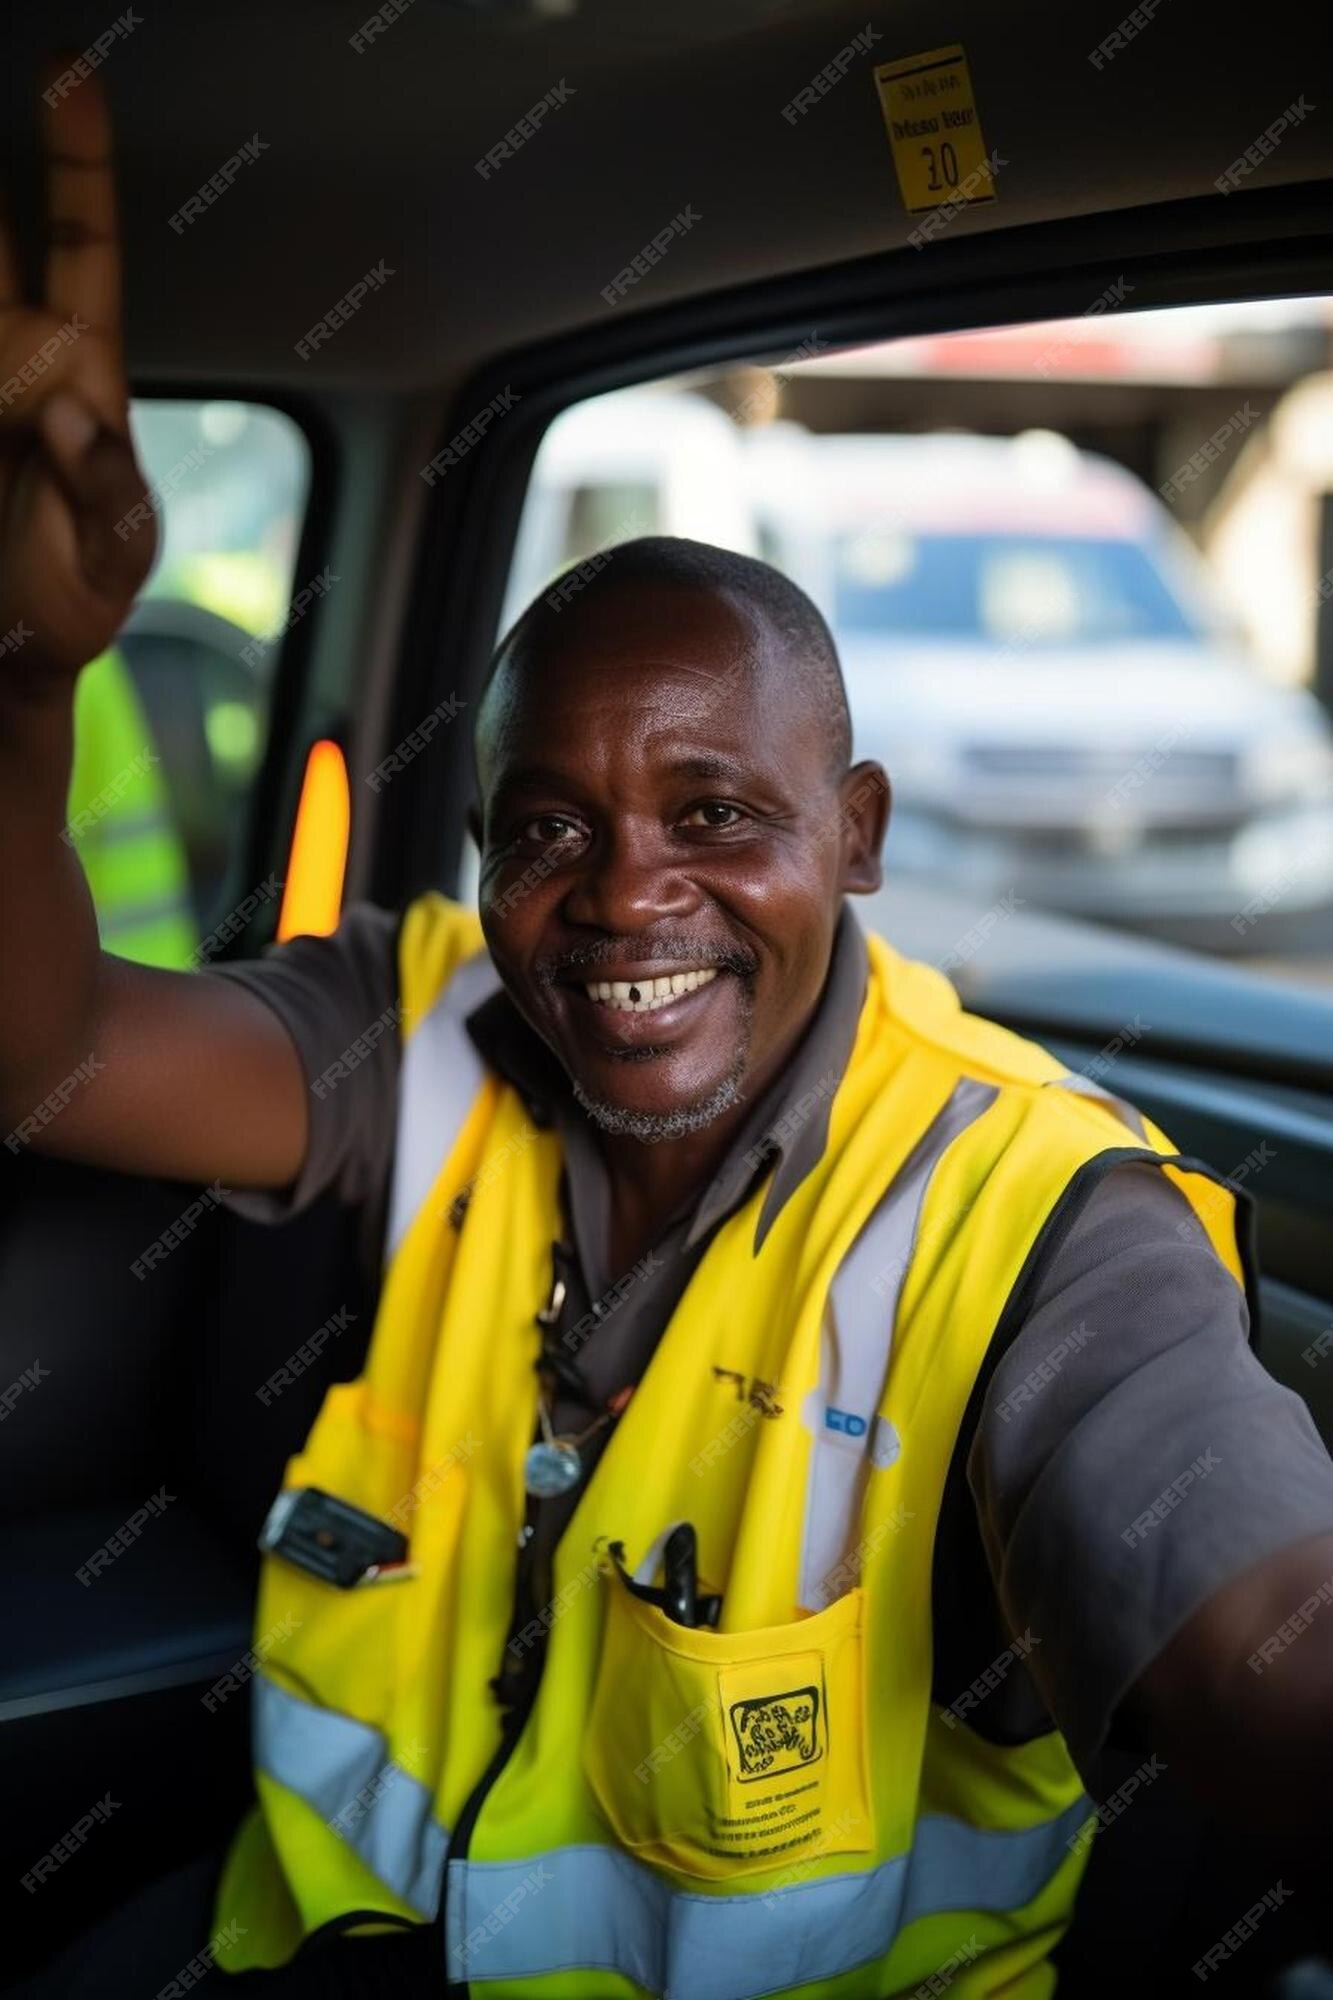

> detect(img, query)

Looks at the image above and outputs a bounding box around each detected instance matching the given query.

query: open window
[67,399,311,967]
[499,298,1333,990]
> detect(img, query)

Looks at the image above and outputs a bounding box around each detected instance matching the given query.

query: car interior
[3,0,1333,1990]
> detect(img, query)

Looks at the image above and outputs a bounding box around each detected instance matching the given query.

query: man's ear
[836,761,891,895]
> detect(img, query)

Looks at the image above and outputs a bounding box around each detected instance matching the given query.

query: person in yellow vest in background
[4,74,1333,2000]
[66,647,197,969]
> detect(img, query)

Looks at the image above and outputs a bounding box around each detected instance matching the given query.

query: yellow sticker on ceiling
[873,44,998,219]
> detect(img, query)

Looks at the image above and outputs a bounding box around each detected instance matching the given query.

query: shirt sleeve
[969,1158,1333,1777]
[201,901,400,1226]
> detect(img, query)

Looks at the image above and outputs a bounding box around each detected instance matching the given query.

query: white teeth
[583,967,718,1012]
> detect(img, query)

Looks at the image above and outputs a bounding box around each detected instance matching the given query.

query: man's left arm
[1128,1527,1333,1834]
[970,1157,1333,1832]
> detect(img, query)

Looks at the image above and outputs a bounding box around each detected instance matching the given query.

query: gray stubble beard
[572,1051,748,1144]
[572,981,754,1144]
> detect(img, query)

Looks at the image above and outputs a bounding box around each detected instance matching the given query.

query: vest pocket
[258,1384,468,1742]
[582,1564,874,1882]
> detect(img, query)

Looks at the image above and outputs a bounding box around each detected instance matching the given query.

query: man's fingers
[0,313,126,437]
[40,66,122,350]
[39,389,98,471]
[38,392,155,594]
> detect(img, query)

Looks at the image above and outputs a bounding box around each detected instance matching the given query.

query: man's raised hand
[0,67,154,683]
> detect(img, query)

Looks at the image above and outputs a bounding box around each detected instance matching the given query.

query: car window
[499,297,1333,985]
[833,531,1202,645]
[67,399,311,968]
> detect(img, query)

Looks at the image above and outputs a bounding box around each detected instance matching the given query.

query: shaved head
[477,536,852,784]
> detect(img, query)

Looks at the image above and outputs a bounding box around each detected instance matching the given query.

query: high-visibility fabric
[68,650,196,969]
[217,892,1247,1994]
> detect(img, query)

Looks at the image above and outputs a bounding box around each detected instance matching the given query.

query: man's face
[475,580,885,1141]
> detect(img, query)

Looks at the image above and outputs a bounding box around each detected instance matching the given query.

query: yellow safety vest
[68,649,197,970]
[216,893,1249,1996]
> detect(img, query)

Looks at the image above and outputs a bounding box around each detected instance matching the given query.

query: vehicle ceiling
[3,1,1331,394]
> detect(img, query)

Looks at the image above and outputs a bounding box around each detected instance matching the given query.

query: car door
[0,393,383,1977]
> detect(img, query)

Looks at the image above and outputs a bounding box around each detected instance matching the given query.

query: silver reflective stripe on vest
[797,1078,999,1610]
[1047,1072,1148,1142]
[446,1794,1090,1995]
[95,806,175,848]
[253,1673,448,1917]
[387,947,502,1259]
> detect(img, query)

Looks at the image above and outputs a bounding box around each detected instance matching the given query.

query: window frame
[376,175,1333,1092]
[124,382,339,961]
[405,221,1333,1414]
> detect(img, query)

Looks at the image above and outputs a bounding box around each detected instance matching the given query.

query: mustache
[535,934,759,984]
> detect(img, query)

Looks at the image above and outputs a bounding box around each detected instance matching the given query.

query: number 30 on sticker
[921,141,962,193]
[873,45,998,217]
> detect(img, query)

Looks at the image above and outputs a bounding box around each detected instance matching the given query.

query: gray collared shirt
[214,901,1333,1779]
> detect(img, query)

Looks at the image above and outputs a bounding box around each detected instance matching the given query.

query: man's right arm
[1,653,310,1189]
[0,71,307,1191]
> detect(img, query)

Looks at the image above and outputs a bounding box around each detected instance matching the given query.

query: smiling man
[469,549,880,1272]
[4,79,1333,2000]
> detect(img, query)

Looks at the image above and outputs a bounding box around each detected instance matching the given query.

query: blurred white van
[501,387,757,632]
[749,426,1333,940]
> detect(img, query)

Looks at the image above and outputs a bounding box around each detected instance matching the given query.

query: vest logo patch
[729,1686,822,1780]
[712,1366,784,1417]
[825,1405,867,1437]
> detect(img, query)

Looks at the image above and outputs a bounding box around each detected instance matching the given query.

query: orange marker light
[277,738,350,941]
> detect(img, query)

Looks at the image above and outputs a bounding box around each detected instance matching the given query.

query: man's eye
[682,801,745,829]
[520,814,582,846]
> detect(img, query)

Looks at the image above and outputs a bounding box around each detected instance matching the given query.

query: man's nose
[560,825,698,933]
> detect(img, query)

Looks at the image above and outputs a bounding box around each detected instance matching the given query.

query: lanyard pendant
[524,1438,584,1497]
[524,1243,633,1500]
[525,1379,585,1498]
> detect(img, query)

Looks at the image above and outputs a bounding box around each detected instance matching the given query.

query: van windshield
[833,529,1202,646]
